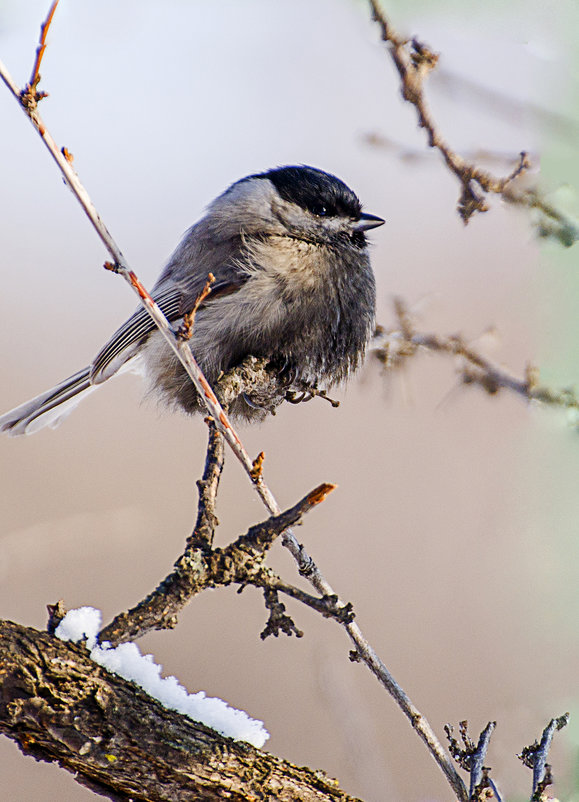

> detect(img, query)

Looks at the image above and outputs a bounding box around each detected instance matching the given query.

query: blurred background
[1,1,579,800]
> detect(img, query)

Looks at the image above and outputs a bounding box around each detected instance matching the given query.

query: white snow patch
[55,606,269,748]
[55,605,101,649]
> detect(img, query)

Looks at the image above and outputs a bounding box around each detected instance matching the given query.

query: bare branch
[187,419,224,550]
[367,0,530,223]
[177,273,215,342]
[518,714,569,801]
[374,299,579,418]
[445,721,499,801]
[98,457,336,647]
[260,588,304,639]
[19,0,59,109]
[502,186,579,248]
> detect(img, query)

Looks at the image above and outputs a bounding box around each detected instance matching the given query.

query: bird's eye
[310,203,329,217]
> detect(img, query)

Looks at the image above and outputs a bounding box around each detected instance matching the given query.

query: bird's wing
[90,286,182,383]
[90,277,247,384]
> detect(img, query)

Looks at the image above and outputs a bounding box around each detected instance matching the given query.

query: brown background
[1,1,579,800]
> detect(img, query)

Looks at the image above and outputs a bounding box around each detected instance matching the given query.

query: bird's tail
[0,367,97,436]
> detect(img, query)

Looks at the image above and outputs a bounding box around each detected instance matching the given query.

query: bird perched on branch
[0,165,384,435]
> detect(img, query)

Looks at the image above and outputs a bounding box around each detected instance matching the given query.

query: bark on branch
[0,620,362,802]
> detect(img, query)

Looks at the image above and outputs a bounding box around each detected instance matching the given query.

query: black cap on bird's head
[251,165,385,232]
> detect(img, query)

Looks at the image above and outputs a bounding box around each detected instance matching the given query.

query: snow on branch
[0,618,359,802]
[55,607,269,748]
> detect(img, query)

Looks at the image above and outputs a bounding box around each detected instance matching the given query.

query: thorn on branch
[103,261,120,273]
[260,588,303,640]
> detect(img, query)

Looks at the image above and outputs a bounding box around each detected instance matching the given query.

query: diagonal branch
[368,0,530,223]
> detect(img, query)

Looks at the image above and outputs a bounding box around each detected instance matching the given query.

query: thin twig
[470,723,496,800]
[518,714,569,800]
[20,0,59,108]
[187,419,224,550]
[177,272,215,341]
[502,186,579,248]
[269,578,355,624]
[367,0,530,223]
[374,299,579,417]
[260,588,304,639]
[0,14,468,800]
[365,132,579,247]
[445,720,500,802]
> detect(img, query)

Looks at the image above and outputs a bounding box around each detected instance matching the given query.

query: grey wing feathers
[90,286,182,383]
[88,278,242,384]
[1,226,249,435]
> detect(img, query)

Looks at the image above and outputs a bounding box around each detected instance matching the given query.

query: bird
[0,165,384,435]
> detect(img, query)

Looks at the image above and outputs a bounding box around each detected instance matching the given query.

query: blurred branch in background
[367,0,579,245]
[375,298,579,421]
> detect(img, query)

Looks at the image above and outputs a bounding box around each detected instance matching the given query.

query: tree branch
[445,721,500,802]
[374,299,579,418]
[98,423,337,647]
[0,7,509,801]
[518,714,569,801]
[367,0,530,223]
[0,620,363,802]
[367,0,579,246]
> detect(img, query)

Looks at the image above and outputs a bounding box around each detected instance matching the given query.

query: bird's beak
[354,212,386,232]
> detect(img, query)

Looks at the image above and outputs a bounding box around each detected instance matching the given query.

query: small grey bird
[0,166,383,435]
